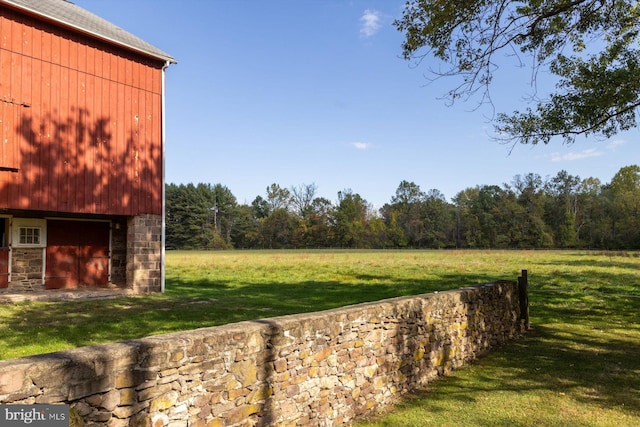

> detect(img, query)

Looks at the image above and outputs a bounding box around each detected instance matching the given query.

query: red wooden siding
[0,8,165,216]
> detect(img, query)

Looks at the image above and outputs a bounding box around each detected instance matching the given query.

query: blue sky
[74,0,638,208]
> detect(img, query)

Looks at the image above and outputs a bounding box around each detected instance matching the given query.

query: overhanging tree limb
[395,0,640,145]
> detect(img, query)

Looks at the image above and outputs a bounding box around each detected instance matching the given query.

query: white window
[20,227,40,245]
[12,218,47,247]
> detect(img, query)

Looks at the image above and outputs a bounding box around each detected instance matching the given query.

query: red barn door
[45,220,110,289]
[0,218,9,288]
[0,248,8,288]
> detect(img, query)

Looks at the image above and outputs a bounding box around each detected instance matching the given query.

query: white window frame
[12,218,47,248]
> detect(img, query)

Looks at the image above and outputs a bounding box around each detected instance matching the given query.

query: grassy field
[1,249,532,359]
[0,250,638,425]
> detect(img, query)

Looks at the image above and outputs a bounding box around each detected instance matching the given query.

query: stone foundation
[0,279,527,426]
[8,247,45,291]
[126,214,162,293]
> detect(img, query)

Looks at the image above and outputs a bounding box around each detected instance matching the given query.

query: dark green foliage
[165,166,640,250]
[165,182,237,249]
[333,190,371,248]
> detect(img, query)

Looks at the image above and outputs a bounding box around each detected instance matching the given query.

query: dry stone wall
[0,280,526,426]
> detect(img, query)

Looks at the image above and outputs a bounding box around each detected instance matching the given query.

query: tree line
[166,165,640,250]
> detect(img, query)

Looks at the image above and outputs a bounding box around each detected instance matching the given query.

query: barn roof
[1,0,176,63]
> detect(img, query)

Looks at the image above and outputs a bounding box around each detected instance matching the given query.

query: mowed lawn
[1,250,639,426]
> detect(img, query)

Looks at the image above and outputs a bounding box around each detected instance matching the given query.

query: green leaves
[165,183,238,249]
[396,0,640,144]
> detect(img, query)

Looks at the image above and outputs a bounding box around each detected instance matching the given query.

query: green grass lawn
[1,249,528,359]
[355,251,640,427]
[1,250,638,425]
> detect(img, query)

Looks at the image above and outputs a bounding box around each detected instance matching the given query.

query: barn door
[0,248,8,288]
[0,219,9,288]
[45,220,110,289]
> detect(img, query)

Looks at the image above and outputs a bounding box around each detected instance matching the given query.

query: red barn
[0,0,175,293]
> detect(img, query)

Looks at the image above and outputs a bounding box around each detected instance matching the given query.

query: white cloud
[359,9,382,38]
[350,141,371,150]
[607,138,627,149]
[550,148,603,162]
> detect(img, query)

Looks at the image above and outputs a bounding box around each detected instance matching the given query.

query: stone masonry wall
[8,247,45,291]
[126,214,162,293]
[0,281,526,426]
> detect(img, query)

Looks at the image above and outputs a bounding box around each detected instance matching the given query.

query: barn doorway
[0,218,8,288]
[45,220,110,289]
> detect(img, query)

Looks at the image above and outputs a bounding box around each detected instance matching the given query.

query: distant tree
[231,204,260,249]
[255,184,297,248]
[366,215,389,249]
[607,165,640,247]
[386,181,427,247]
[164,183,235,249]
[251,196,270,219]
[379,208,407,248]
[391,180,426,206]
[545,170,581,247]
[382,183,455,248]
[291,183,318,218]
[265,183,292,212]
[210,184,238,248]
[421,189,456,248]
[165,183,185,249]
[395,0,640,145]
[258,209,299,249]
[454,185,505,248]
[294,197,334,248]
[452,187,481,248]
[509,174,553,247]
[333,190,371,248]
[575,177,606,246]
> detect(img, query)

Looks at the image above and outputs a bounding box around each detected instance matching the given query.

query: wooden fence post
[518,269,530,330]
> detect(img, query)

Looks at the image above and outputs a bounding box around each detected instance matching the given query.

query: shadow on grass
[388,321,640,418]
[0,270,507,359]
[507,324,639,409]
[360,287,640,425]
[0,262,614,357]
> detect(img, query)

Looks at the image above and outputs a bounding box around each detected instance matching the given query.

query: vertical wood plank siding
[0,8,164,215]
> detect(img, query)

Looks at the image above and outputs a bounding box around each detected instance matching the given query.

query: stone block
[227,386,248,400]
[0,369,25,395]
[149,390,179,412]
[221,404,260,425]
[229,360,257,387]
[273,358,287,373]
[246,386,272,404]
[116,369,155,389]
[68,376,114,401]
[119,388,137,406]
[205,418,225,427]
[101,389,121,411]
[138,383,172,402]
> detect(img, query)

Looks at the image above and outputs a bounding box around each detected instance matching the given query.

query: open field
[1,250,639,425]
[1,249,535,359]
